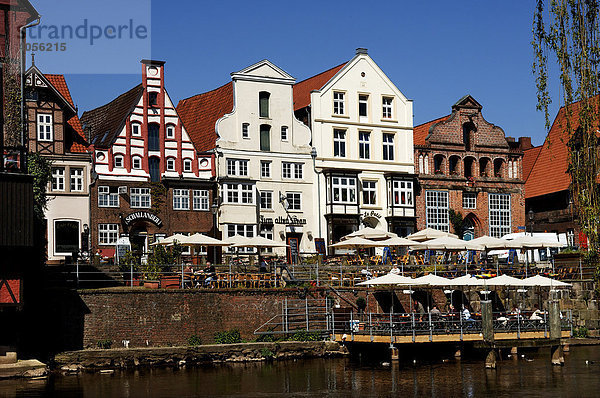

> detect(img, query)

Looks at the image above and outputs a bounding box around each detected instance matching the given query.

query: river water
[1,345,599,397]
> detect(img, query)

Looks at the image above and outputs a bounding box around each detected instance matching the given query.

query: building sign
[360,210,382,222]
[315,238,326,255]
[275,215,307,226]
[259,215,274,225]
[124,211,163,227]
[287,237,299,265]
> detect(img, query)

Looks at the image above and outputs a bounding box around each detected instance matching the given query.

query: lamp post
[211,198,219,264]
[528,209,534,236]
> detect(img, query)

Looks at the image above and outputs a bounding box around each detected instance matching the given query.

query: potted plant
[143,243,183,288]
[119,250,141,286]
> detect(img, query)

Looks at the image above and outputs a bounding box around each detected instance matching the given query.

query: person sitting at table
[259,258,269,273]
[530,304,543,321]
[360,268,372,279]
[203,262,216,287]
[510,305,521,317]
[462,306,475,322]
[390,266,401,275]
[430,305,441,320]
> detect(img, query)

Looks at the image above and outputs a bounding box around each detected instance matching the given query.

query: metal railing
[254,297,331,335]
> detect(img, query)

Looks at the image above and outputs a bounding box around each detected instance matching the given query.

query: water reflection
[0,346,598,397]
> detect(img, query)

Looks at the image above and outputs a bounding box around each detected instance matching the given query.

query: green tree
[27,152,52,221]
[533,0,600,257]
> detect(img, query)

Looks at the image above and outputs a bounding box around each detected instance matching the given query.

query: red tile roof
[293,62,346,111]
[176,82,233,152]
[44,74,74,107]
[413,115,450,146]
[522,145,541,182]
[525,96,599,199]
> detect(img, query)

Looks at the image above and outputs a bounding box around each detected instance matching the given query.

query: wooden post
[481,300,494,343]
[551,345,564,366]
[390,346,399,361]
[549,298,561,340]
[485,349,497,369]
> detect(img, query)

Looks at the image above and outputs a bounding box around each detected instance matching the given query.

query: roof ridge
[82,83,143,117]
[178,81,232,104]
[294,61,348,85]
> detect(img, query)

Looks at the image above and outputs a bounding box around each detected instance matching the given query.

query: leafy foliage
[214,329,242,344]
[448,209,464,236]
[27,152,52,221]
[573,326,589,338]
[260,348,275,359]
[187,334,202,346]
[141,243,183,279]
[96,339,113,349]
[290,331,321,342]
[3,64,22,147]
[118,250,140,273]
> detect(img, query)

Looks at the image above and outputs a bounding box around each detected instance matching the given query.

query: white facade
[215,60,316,256]
[306,49,415,246]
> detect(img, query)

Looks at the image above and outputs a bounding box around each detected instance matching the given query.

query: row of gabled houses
[24,48,585,264]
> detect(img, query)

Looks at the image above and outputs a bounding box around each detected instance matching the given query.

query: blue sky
[31,0,560,146]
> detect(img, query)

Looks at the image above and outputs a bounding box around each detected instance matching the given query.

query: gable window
[98,224,119,245]
[383,133,394,161]
[259,91,270,118]
[261,161,271,178]
[192,190,209,211]
[260,191,273,210]
[98,186,119,207]
[70,168,84,192]
[148,123,160,151]
[489,193,511,238]
[132,156,142,170]
[359,131,370,159]
[382,97,393,119]
[242,123,249,138]
[148,92,158,106]
[114,154,124,168]
[52,167,65,191]
[173,189,190,210]
[463,192,476,209]
[333,91,345,115]
[392,180,413,207]
[333,129,346,157]
[166,124,175,139]
[426,190,449,232]
[149,157,160,182]
[281,126,288,141]
[286,192,302,211]
[260,124,271,151]
[183,159,192,172]
[131,188,151,208]
[282,162,303,179]
[359,94,369,121]
[226,159,248,176]
[131,123,141,137]
[37,113,53,141]
[166,158,176,171]
[362,180,376,205]
[332,176,356,204]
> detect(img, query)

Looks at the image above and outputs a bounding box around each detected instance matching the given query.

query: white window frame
[166,124,175,139]
[131,123,141,137]
[183,159,193,173]
[227,224,255,253]
[382,96,393,119]
[226,158,249,177]
[132,156,142,169]
[37,113,53,141]
[98,186,119,207]
[359,131,370,159]
[331,176,357,204]
[242,123,249,139]
[286,192,302,211]
[333,91,345,115]
[130,187,151,208]
[362,180,377,205]
[333,129,346,157]
[281,126,288,141]
[70,168,84,192]
[392,180,413,207]
[489,193,511,238]
[383,133,394,161]
[223,183,254,204]
[98,223,119,245]
[260,160,271,178]
[173,189,190,210]
[282,162,303,179]
[192,189,209,211]
[52,167,65,191]
[358,94,369,120]
[260,190,273,210]
[425,190,449,232]
[114,154,124,168]
[463,192,477,209]
[166,158,176,171]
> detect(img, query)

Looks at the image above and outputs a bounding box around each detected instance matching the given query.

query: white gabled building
[294,48,415,249]
[178,60,316,258]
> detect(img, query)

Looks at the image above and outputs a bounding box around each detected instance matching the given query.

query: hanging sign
[124,211,163,227]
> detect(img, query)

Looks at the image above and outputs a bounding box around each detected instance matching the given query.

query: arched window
[259,91,270,118]
[166,124,175,139]
[479,157,491,177]
[132,156,142,169]
[494,158,505,178]
[183,158,192,172]
[166,157,176,171]
[148,123,160,151]
[114,154,124,168]
[260,124,271,151]
[433,154,446,174]
[424,155,429,174]
[464,156,476,178]
[449,155,460,175]
[463,122,476,150]
[149,157,160,182]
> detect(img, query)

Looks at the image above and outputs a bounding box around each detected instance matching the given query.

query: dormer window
[166,124,175,139]
[148,92,158,106]
[114,154,124,168]
[166,158,176,171]
[183,159,192,172]
[37,113,53,141]
[259,91,270,118]
[131,123,141,137]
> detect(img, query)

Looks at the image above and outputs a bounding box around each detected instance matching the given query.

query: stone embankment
[53,341,348,372]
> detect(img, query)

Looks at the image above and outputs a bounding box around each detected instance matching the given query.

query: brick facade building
[413,95,527,239]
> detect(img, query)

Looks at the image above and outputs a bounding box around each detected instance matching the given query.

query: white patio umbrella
[419,236,484,251]
[178,233,230,246]
[378,236,426,247]
[450,274,480,286]
[503,235,566,277]
[356,273,428,286]
[407,228,458,242]
[342,227,398,241]
[330,236,386,248]
[150,233,188,246]
[413,274,453,286]
[232,235,288,248]
[470,235,511,274]
[522,274,572,288]
[485,274,527,287]
[224,234,252,245]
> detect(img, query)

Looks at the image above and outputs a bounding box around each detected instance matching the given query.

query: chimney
[518,136,533,150]
[356,48,368,55]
